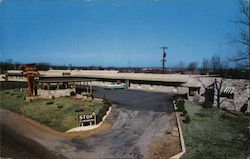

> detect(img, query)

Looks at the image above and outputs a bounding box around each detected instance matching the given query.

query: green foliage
[0,89,104,132]
[96,101,111,123]
[103,98,112,106]
[0,61,22,73]
[36,63,50,71]
[181,110,187,117]
[0,81,27,90]
[180,102,250,159]
[201,101,213,108]
[57,105,63,109]
[176,98,185,112]
[46,101,54,105]
[70,91,76,96]
[74,108,84,112]
[183,114,191,124]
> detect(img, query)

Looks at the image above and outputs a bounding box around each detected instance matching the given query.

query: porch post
[57,82,60,90]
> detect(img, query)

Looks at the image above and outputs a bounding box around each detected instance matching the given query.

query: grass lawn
[179,101,250,159]
[0,89,104,132]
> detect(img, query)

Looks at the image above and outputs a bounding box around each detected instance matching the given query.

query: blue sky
[0,0,243,67]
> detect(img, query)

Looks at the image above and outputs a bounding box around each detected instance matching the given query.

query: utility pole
[128,55,131,72]
[160,46,168,73]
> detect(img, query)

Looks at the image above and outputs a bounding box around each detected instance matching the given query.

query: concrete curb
[169,112,186,159]
[65,106,112,133]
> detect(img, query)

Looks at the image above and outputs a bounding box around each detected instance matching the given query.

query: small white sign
[78,112,96,126]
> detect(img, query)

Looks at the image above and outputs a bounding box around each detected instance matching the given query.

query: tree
[231,0,250,69]
[37,63,50,71]
[187,62,197,74]
[214,78,225,109]
[177,61,184,69]
[202,58,209,74]
[177,61,185,73]
[0,59,21,73]
[210,55,221,74]
[68,64,72,70]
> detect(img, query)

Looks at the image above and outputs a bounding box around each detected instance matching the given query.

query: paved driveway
[1,87,175,159]
[64,87,174,158]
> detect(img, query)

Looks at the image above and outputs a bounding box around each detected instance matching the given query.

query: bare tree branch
[230,0,250,68]
[214,78,225,108]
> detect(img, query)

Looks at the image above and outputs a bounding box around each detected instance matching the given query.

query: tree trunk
[217,95,220,109]
[214,78,224,109]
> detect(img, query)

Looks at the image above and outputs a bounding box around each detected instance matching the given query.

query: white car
[105,83,127,90]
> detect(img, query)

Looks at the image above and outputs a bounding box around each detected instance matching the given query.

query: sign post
[23,63,39,96]
[78,112,96,126]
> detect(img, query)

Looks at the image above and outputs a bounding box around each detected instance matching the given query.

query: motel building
[36,77,93,98]
[4,69,250,113]
[5,70,202,101]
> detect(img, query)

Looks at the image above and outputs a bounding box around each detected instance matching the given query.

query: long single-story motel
[3,68,250,112]
[4,69,202,99]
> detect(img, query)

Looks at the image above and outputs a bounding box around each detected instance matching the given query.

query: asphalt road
[63,87,175,158]
[1,87,175,159]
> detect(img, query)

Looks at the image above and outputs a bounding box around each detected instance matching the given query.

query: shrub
[70,91,76,96]
[103,103,110,111]
[240,103,248,113]
[103,98,112,107]
[221,113,226,120]
[75,108,84,113]
[57,105,63,109]
[181,110,187,117]
[16,95,22,98]
[183,115,191,124]
[176,98,185,112]
[202,101,213,108]
[96,100,111,123]
[193,95,201,103]
[46,101,54,105]
[222,107,227,111]
[96,107,107,123]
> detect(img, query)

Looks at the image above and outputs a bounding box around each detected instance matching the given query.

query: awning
[221,87,234,95]
[37,77,96,83]
[181,80,202,88]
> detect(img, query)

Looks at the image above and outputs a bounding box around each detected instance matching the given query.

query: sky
[0,0,244,67]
